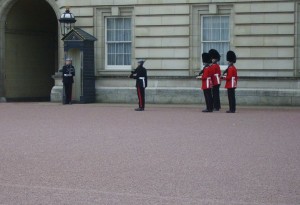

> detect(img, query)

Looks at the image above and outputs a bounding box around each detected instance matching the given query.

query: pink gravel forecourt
[0,103,299,205]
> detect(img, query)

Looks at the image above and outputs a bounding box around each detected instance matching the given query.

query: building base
[50,77,300,106]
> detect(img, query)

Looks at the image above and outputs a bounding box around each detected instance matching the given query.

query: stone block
[50,85,63,102]
[251,25,277,35]
[234,26,251,35]
[250,3,278,13]
[76,17,94,27]
[135,26,189,37]
[135,5,189,15]
[250,48,278,58]
[162,16,189,25]
[235,14,264,24]
[135,16,161,26]
[162,60,189,70]
[209,4,217,14]
[292,97,300,106]
[135,37,189,47]
[135,48,189,58]
[113,0,138,5]
[237,59,264,70]
[278,48,294,58]
[79,8,94,16]
[277,2,295,12]
[264,36,294,47]
[162,37,189,47]
[263,59,294,70]
[135,38,162,47]
[234,2,295,13]
[264,13,294,24]
[234,4,251,13]
[234,36,264,47]
[278,25,295,35]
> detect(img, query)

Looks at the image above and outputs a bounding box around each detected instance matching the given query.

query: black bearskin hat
[226,51,236,63]
[209,49,221,61]
[202,53,211,64]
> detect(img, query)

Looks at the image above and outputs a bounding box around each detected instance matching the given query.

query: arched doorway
[4,0,58,101]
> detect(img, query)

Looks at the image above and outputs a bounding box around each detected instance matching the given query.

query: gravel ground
[0,103,299,205]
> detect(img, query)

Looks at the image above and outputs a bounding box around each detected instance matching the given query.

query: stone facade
[0,0,299,105]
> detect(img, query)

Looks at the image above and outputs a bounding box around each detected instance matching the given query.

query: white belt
[139,77,145,88]
[231,77,236,88]
[64,74,72,77]
[214,74,220,84]
[206,77,211,88]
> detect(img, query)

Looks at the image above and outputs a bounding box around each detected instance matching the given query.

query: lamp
[59,7,76,36]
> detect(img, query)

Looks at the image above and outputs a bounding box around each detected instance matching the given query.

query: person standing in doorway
[129,59,148,111]
[209,49,221,111]
[196,53,213,112]
[222,51,238,113]
[59,58,75,105]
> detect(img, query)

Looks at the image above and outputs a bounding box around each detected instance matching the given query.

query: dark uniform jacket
[60,65,75,84]
[130,65,148,88]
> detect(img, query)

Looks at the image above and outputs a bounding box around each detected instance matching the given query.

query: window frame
[105,17,132,70]
[201,15,230,69]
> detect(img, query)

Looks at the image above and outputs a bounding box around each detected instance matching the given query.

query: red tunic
[201,65,213,90]
[225,65,238,89]
[211,63,221,86]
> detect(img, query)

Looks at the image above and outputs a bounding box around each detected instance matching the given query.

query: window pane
[116,43,124,54]
[108,43,116,54]
[203,16,210,29]
[124,43,131,54]
[115,30,122,41]
[221,16,229,29]
[221,29,229,41]
[124,30,131,41]
[116,18,124,30]
[116,54,124,65]
[108,54,115,65]
[107,18,114,29]
[124,18,131,29]
[211,16,220,28]
[211,28,220,41]
[124,54,131,65]
[203,28,211,41]
[107,30,115,42]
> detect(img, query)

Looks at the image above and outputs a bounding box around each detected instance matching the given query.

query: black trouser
[212,84,221,110]
[227,88,236,112]
[203,88,213,111]
[64,83,73,104]
[137,86,145,109]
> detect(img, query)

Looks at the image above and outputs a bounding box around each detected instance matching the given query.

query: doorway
[4,0,58,101]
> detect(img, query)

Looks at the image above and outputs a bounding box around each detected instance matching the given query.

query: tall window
[201,16,230,65]
[106,17,132,69]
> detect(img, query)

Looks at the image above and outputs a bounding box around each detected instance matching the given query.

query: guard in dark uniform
[196,53,213,112]
[222,51,238,113]
[209,49,221,111]
[59,58,75,105]
[129,59,148,111]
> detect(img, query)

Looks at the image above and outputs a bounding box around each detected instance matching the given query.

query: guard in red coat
[197,53,213,112]
[222,51,238,113]
[209,49,221,111]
